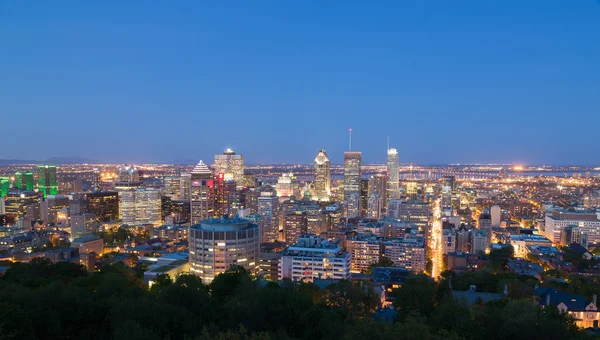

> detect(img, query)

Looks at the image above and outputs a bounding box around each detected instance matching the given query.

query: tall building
[283,208,306,245]
[275,173,299,198]
[119,188,162,226]
[85,191,119,222]
[37,165,58,197]
[214,148,244,189]
[470,229,488,253]
[314,150,331,201]
[179,173,191,201]
[387,199,431,233]
[0,178,9,197]
[442,229,456,255]
[71,213,97,239]
[258,188,279,243]
[190,161,215,225]
[189,216,260,283]
[344,151,362,218]
[478,208,493,245]
[367,193,382,219]
[163,176,182,199]
[346,235,382,273]
[214,172,236,217]
[386,147,399,202]
[13,172,23,189]
[279,234,350,282]
[545,209,600,245]
[25,172,34,191]
[368,174,386,206]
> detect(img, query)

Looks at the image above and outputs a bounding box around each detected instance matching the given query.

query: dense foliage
[0,259,592,340]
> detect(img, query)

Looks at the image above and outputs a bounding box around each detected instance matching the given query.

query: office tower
[284,208,307,245]
[491,205,501,226]
[386,147,399,202]
[305,205,326,236]
[214,148,244,189]
[4,191,40,219]
[346,235,382,273]
[114,165,141,191]
[478,208,493,245]
[406,179,418,201]
[344,151,362,218]
[163,176,182,199]
[258,188,279,243]
[40,195,69,224]
[25,172,34,191]
[360,179,369,216]
[384,236,426,273]
[367,193,382,219]
[387,199,430,232]
[0,178,9,197]
[190,161,215,225]
[119,188,162,226]
[276,172,299,198]
[161,196,172,222]
[279,234,350,282]
[37,165,57,197]
[171,199,191,223]
[214,172,236,217]
[14,172,23,189]
[243,189,261,214]
[92,168,100,192]
[189,216,260,284]
[368,174,386,204]
[469,229,488,253]
[314,150,331,201]
[456,227,470,253]
[180,173,191,201]
[71,213,97,239]
[85,191,119,222]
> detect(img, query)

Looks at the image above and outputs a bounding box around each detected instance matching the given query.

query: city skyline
[2,1,600,164]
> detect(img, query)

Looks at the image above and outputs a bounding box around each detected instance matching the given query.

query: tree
[363,257,395,274]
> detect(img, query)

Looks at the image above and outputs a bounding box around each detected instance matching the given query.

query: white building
[544,209,600,245]
[442,229,456,255]
[314,150,331,201]
[278,234,350,282]
[367,193,382,219]
[276,172,299,198]
[386,147,399,202]
[470,229,488,254]
[119,188,161,226]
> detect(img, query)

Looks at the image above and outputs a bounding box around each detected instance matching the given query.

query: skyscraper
[14,172,23,189]
[37,165,58,197]
[344,151,362,218]
[258,187,279,243]
[386,147,399,202]
[314,150,331,201]
[25,172,34,191]
[190,161,215,225]
[214,172,236,217]
[214,148,244,189]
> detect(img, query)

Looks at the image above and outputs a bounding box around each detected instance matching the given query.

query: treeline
[0,259,592,340]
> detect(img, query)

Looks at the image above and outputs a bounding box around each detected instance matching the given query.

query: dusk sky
[1,1,599,165]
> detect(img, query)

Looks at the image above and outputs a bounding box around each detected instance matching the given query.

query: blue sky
[1,0,599,165]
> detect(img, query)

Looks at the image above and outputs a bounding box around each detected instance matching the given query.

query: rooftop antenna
[387,136,390,151]
[348,128,352,151]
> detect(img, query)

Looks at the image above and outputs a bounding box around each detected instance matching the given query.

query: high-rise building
[179,173,191,201]
[25,172,34,191]
[258,188,279,243]
[13,172,23,189]
[190,161,215,225]
[0,178,9,197]
[163,176,182,199]
[386,148,399,202]
[189,216,260,284]
[314,150,331,201]
[387,199,431,233]
[478,208,493,245]
[37,165,58,197]
[545,209,600,245]
[279,234,350,282]
[442,229,456,255]
[119,188,162,226]
[114,165,141,191]
[284,208,306,245]
[346,235,382,273]
[470,229,488,253]
[275,173,299,198]
[85,191,119,222]
[71,213,97,239]
[214,148,244,189]
[367,193,382,219]
[360,179,369,216]
[344,151,362,218]
[214,172,236,217]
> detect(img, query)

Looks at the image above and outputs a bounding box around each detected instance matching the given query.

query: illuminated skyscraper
[190,161,215,225]
[214,148,244,189]
[258,187,279,243]
[314,150,331,201]
[386,147,399,202]
[37,165,58,197]
[214,172,236,217]
[25,172,34,191]
[0,178,9,197]
[118,188,162,226]
[14,172,23,189]
[180,173,191,201]
[344,151,362,218]
[276,172,299,198]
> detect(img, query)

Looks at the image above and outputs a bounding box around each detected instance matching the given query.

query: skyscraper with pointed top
[314,150,331,201]
[190,160,215,225]
[344,129,361,218]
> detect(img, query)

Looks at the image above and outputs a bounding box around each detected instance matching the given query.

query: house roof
[534,287,592,311]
